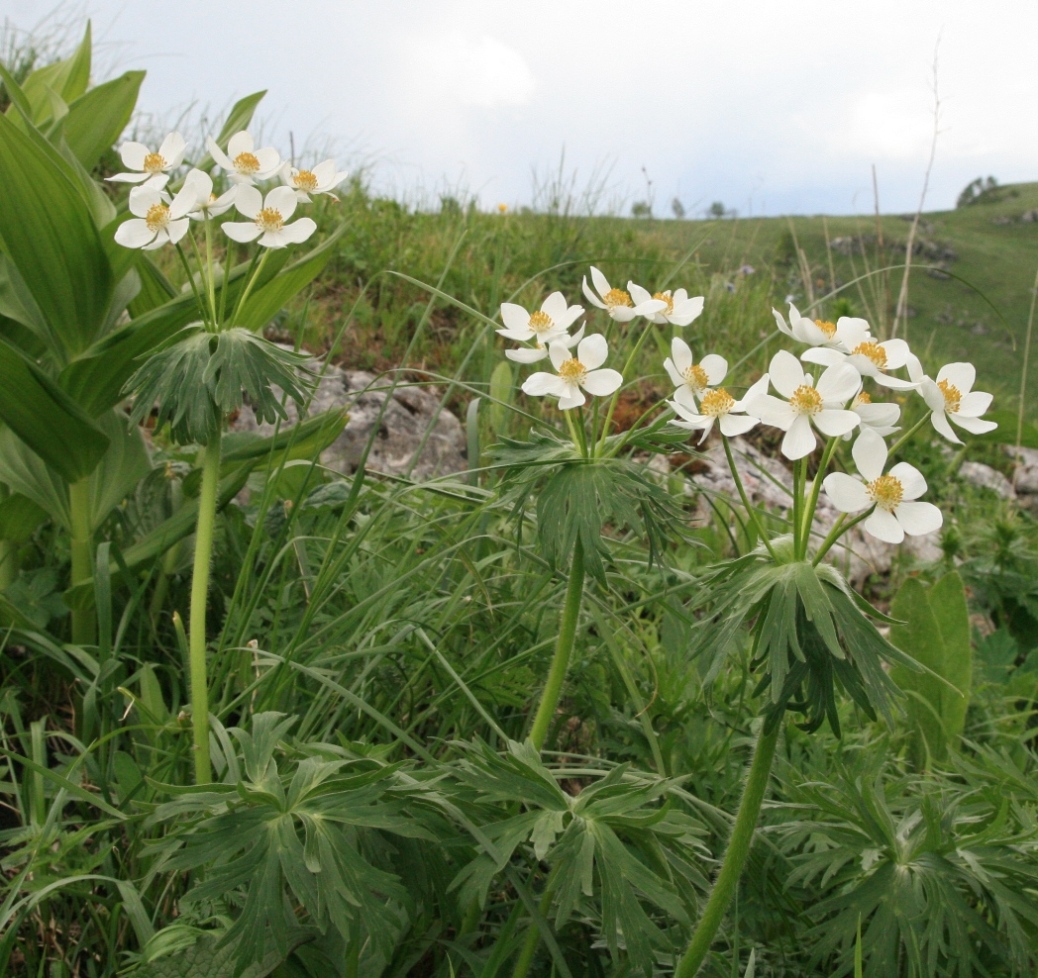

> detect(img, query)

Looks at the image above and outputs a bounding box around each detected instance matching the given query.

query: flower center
[814,319,837,337]
[653,291,675,315]
[256,207,284,233]
[234,151,261,174]
[854,391,872,406]
[938,379,961,413]
[867,474,904,511]
[143,152,167,173]
[852,342,888,369]
[293,169,318,191]
[682,363,710,393]
[528,310,554,334]
[145,203,170,232]
[789,384,823,414]
[558,358,587,385]
[603,288,632,309]
[700,388,735,417]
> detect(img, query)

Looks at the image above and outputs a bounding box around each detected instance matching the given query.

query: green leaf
[130,932,301,978]
[0,112,113,359]
[0,492,48,542]
[0,58,34,119]
[0,338,110,484]
[193,90,267,172]
[63,70,144,171]
[20,22,92,125]
[87,410,151,531]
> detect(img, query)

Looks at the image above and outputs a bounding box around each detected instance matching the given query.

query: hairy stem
[69,478,95,645]
[675,720,781,978]
[529,539,585,750]
[188,426,222,784]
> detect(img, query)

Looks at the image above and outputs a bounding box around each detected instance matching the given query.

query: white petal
[582,368,623,396]
[541,291,568,320]
[166,219,191,245]
[879,339,911,369]
[275,218,316,245]
[505,347,549,363]
[227,131,254,156]
[206,136,234,170]
[522,372,566,397]
[782,415,817,459]
[114,219,156,249]
[857,402,901,428]
[823,472,871,513]
[577,333,608,371]
[700,354,728,385]
[222,222,262,243]
[265,185,298,219]
[118,141,150,169]
[557,385,586,410]
[813,408,860,438]
[802,347,844,367]
[663,358,686,389]
[920,378,946,413]
[936,362,976,394]
[500,303,532,334]
[734,374,770,409]
[610,306,638,322]
[582,277,606,309]
[590,266,610,297]
[719,414,758,437]
[548,343,569,371]
[746,394,795,429]
[769,349,805,398]
[670,337,693,373]
[158,131,186,167]
[233,184,262,219]
[127,187,163,217]
[958,391,993,418]
[871,373,919,390]
[628,282,652,305]
[930,409,962,444]
[852,428,888,480]
[896,501,943,537]
[772,307,793,337]
[864,509,904,544]
[952,414,998,435]
[669,295,705,326]
[816,363,861,402]
[888,462,927,500]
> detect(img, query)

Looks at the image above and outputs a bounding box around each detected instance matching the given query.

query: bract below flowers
[223,185,317,249]
[521,333,622,410]
[823,429,943,544]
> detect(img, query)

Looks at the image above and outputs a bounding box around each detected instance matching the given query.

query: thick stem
[675,720,781,978]
[69,478,95,645]
[511,884,556,978]
[188,427,222,784]
[528,540,585,751]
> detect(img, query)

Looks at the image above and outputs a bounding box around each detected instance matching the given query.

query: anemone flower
[773,303,870,351]
[206,131,281,184]
[114,184,195,250]
[823,429,943,544]
[281,160,349,201]
[629,284,705,326]
[920,362,997,444]
[521,333,622,410]
[663,338,727,402]
[669,375,769,444]
[107,132,186,189]
[222,185,317,248]
[582,266,665,322]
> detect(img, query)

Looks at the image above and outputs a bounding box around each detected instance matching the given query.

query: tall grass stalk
[1014,262,1038,468]
[69,477,94,645]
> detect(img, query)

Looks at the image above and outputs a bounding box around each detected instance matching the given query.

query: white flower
[206,131,281,184]
[498,292,583,354]
[669,375,769,444]
[773,303,870,351]
[743,350,861,460]
[178,168,238,220]
[823,428,943,544]
[629,283,705,326]
[521,333,623,410]
[114,184,195,250]
[582,266,665,322]
[281,159,349,201]
[222,185,317,248]
[802,337,917,389]
[919,362,997,444]
[663,338,727,402]
[847,391,901,439]
[107,132,187,190]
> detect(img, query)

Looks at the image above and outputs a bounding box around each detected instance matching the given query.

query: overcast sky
[6,1,1037,216]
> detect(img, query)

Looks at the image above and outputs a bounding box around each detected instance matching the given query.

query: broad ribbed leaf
[20,22,91,124]
[63,70,144,170]
[0,338,109,483]
[0,112,113,359]
[87,410,151,531]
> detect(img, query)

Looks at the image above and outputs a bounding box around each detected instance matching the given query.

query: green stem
[231,249,269,326]
[188,426,222,784]
[511,883,556,978]
[175,242,210,330]
[675,721,781,978]
[529,539,585,751]
[597,321,656,453]
[721,436,778,561]
[798,436,839,560]
[812,510,871,567]
[69,478,95,645]
[0,539,15,591]
[886,411,931,458]
[204,217,218,326]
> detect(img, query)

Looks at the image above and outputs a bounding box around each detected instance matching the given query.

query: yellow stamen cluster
[143,152,167,173]
[528,310,554,333]
[855,391,872,405]
[701,388,735,417]
[145,203,170,232]
[814,319,837,337]
[653,291,675,315]
[789,384,823,414]
[852,342,888,369]
[234,151,261,174]
[603,288,632,309]
[867,474,904,511]
[558,358,587,385]
[256,208,284,233]
[938,379,961,414]
[293,170,319,191]
[683,364,710,392]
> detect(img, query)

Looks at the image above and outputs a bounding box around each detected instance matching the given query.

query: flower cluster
[110,130,348,252]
